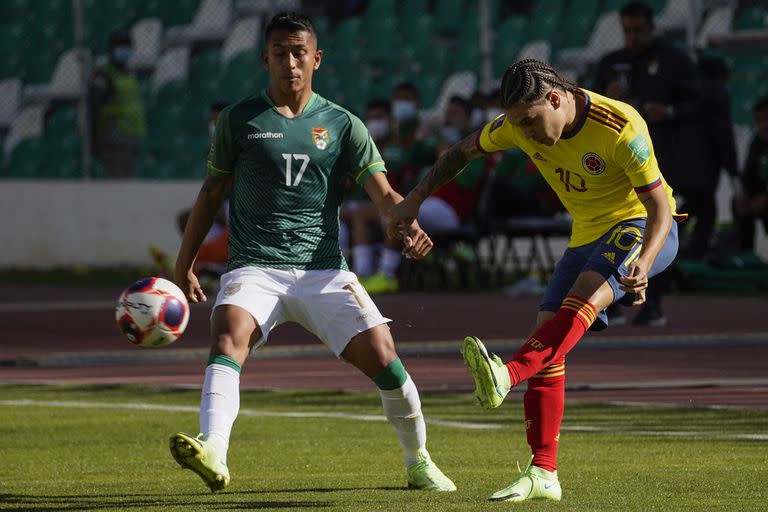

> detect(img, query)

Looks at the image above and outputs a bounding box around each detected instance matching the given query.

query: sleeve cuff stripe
[208,162,232,175]
[634,178,662,193]
[355,161,385,182]
[475,132,488,154]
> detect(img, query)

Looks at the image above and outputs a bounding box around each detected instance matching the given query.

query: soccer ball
[115,277,190,348]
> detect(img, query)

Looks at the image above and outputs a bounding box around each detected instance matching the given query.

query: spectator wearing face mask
[359,96,497,294]
[346,98,431,290]
[90,29,146,177]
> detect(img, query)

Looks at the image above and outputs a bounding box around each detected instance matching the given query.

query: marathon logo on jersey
[489,114,506,132]
[312,128,330,150]
[582,152,606,175]
[247,131,284,140]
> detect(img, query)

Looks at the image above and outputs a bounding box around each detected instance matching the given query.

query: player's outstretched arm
[174,174,229,302]
[620,185,672,305]
[363,172,433,259]
[386,130,485,240]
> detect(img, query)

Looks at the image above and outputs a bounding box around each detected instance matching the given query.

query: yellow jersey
[478,88,679,247]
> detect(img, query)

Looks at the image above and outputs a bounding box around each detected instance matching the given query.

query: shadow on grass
[0,487,405,511]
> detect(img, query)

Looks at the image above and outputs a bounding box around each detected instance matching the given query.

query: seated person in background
[732,96,768,266]
[359,96,498,293]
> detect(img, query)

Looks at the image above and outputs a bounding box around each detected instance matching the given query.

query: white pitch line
[1,399,766,440]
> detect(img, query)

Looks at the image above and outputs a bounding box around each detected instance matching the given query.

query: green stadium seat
[220,51,266,101]
[493,16,528,77]
[526,1,565,44]
[366,16,398,63]
[734,5,767,31]
[402,0,429,16]
[417,74,443,109]
[5,137,44,178]
[434,0,466,33]
[331,16,363,53]
[555,0,600,50]
[363,0,397,26]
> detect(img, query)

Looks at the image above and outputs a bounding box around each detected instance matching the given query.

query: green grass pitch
[0,384,766,511]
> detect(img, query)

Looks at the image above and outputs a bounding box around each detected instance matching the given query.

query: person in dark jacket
[732,97,768,262]
[595,1,699,326]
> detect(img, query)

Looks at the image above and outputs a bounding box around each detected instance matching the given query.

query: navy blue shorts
[540,218,679,331]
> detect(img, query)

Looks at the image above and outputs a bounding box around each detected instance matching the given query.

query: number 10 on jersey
[282,153,310,186]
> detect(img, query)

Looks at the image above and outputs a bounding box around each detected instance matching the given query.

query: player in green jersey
[168,12,456,493]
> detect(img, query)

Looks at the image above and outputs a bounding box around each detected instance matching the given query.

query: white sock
[353,245,375,277]
[380,248,402,279]
[378,374,427,468]
[200,363,240,462]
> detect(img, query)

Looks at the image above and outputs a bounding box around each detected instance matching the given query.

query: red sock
[506,296,596,387]
[524,356,565,472]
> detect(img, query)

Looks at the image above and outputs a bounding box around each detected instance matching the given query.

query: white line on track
[1,399,765,440]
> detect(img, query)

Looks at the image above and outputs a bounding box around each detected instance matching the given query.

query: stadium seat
[4,137,44,178]
[221,16,261,70]
[517,41,551,63]
[697,6,734,47]
[0,79,22,133]
[363,0,396,26]
[526,0,564,41]
[493,16,528,77]
[556,12,623,77]
[733,4,767,31]
[434,0,466,33]
[366,16,398,64]
[554,0,600,50]
[23,48,91,105]
[166,0,233,46]
[151,47,190,94]
[331,16,363,54]
[130,17,164,73]
[656,0,693,33]
[3,104,45,166]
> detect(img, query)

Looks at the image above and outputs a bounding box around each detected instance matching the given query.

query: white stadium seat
[151,46,190,93]
[22,49,90,105]
[221,16,261,69]
[0,78,22,132]
[3,105,45,163]
[166,0,233,46]
[130,18,164,73]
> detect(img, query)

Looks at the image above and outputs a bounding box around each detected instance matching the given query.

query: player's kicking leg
[170,303,256,492]
[341,326,456,491]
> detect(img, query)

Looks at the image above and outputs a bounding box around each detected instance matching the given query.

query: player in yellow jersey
[387,59,683,502]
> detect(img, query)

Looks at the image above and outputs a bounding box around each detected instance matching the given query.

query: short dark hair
[753,96,768,114]
[264,12,316,43]
[395,82,419,98]
[620,1,654,25]
[367,98,391,113]
[448,95,472,117]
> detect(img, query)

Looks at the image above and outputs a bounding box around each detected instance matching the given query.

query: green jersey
[208,90,386,271]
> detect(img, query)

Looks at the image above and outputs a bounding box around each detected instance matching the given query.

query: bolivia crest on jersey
[312,128,330,150]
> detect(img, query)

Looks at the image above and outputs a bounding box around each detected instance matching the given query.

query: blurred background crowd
[1,0,767,318]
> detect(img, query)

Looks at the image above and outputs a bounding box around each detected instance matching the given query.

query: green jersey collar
[261,89,318,118]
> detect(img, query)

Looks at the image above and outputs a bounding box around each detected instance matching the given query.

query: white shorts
[212,266,391,356]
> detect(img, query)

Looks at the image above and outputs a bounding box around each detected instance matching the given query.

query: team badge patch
[582,152,605,175]
[312,128,330,150]
[628,133,651,164]
[489,114,506,132]
[223,283,242,296]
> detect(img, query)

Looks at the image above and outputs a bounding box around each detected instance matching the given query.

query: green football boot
[169,432,230,492]
[406,450,457,491]
[461,336,511,409]
[489,459,561,502]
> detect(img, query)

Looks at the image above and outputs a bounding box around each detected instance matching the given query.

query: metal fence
[0,0,764,180]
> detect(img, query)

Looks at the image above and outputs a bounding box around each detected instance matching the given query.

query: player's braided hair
[500,59,576,108]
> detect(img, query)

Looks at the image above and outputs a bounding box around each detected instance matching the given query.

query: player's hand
[386,195,421,242]
[176,269,207,303]
[401,221,433,259]
[619,261,649,305]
